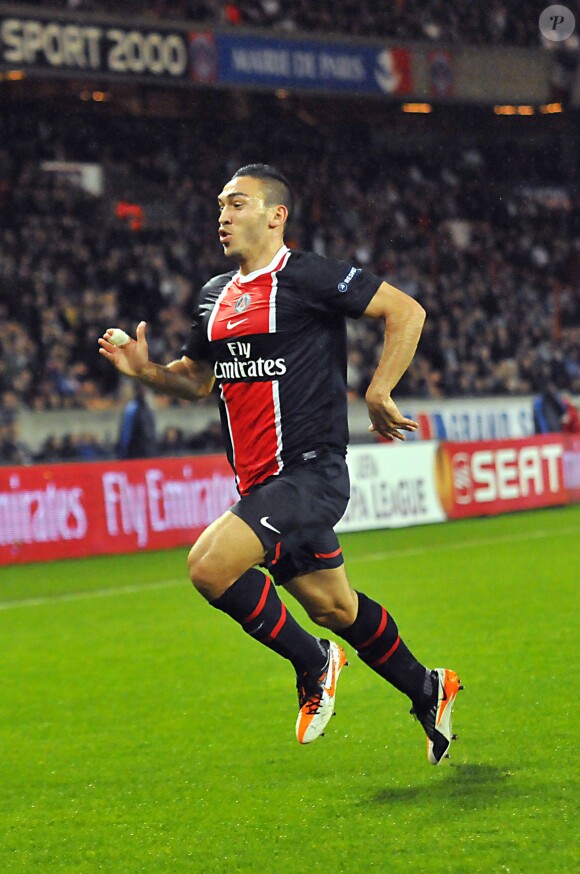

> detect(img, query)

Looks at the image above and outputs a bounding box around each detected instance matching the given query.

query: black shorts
[229,451,350,586]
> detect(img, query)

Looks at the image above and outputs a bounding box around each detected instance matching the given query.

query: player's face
[217,176,272,262]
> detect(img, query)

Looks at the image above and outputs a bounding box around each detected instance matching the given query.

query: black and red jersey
[183,246,381,495]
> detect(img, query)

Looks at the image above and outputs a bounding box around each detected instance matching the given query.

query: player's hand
[366,389,418,441]
[98,321,149,378]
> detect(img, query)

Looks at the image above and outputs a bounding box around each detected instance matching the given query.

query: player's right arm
[98,320,215,401]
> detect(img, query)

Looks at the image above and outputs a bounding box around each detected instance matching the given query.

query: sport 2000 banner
[0,456,238,566]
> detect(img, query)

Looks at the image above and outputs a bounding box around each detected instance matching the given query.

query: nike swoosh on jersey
[260,516,281,534]
[226,318,248,330]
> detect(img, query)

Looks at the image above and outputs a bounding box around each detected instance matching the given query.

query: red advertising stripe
[434,435,569,519]
[0,455,238,566]
[391,48,413,95]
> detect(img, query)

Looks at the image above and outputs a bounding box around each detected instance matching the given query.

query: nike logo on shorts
[260,516,281,534]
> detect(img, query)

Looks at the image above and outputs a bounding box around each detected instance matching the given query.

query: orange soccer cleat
[295,641,348,744]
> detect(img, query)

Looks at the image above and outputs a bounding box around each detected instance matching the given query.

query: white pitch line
[0,524,577,612]
[347,523,579,564]
[0,578,185,612]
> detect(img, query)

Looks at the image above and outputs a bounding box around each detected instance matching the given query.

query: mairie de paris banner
[192,31,412,95]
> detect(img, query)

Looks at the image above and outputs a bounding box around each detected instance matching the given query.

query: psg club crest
[235,293,251,314]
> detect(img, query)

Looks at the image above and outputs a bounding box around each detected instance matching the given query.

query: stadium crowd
[0,97,579,463]
[13,0,553,48]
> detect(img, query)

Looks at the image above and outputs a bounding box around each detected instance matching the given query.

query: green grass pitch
[1,505,578,873]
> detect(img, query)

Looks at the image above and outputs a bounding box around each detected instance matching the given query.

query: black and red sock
[211,568,327,675]
[339,591,432,706]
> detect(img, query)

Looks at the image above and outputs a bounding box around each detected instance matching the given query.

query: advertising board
[434,435,568,519]
[0,455,238,566]
[337,442,446,532]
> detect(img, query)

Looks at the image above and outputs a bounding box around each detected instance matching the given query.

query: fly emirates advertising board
[0,444,445,565]
[0,456,238,566]
[0,435,575,566]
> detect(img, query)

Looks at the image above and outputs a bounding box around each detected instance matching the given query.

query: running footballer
[99,164,462,763]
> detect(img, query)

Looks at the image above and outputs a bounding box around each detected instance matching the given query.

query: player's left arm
[363,281,426,441]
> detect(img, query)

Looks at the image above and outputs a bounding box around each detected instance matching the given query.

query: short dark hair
[231,163,294,222]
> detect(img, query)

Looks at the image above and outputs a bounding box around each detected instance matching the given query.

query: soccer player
[99,164,461,764]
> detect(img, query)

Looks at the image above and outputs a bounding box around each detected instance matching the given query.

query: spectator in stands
[117,382,158,459]
[562,397,580,434]
[0,419,33,466]
[533,387,568,434]
[188,421,224,452]
[74,431,111,461]
[34,435,66,464]
[158,425,188,457]
[17,0,546,46]
[0,104,578,434]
